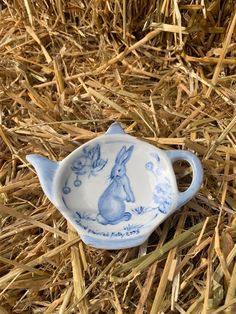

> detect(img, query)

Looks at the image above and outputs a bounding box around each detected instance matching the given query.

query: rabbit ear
[115,146,127,164]
[117,145,134,165]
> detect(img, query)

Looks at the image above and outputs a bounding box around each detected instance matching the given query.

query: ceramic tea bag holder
[26,123,203,250]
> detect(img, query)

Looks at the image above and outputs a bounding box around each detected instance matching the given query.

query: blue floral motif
[63,186,71,194]
[145,153,163,177]
[62,144,107,194]
[131,206,159,219]
[145,153,173,214]
[75,211,96,222]
[62,176,71,195]
[153,181,172,214]
[132,206,146,215]
[123,224,144,231]
[145,162,154,171]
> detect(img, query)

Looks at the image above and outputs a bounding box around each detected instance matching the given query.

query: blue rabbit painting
[97,145,135,225]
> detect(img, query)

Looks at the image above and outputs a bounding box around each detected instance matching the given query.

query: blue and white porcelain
[26,123,203,250]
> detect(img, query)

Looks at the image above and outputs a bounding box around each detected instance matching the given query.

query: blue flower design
[132,206,145,214]
[74,179,82,187]
[71,156,88,175]
[145,151,174,215]
[75,211,96,221]
[154,185,165,194]
[123,224,143,231]
[145,161,153,171]
[153,182,173,214]
[63,186,71,194]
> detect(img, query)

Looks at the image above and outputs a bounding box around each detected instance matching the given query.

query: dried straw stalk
[0,0,236,313]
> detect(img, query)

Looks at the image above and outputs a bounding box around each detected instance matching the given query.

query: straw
[0,0,236,312]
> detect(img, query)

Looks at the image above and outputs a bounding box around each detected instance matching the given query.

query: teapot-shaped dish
[26,123,203,250]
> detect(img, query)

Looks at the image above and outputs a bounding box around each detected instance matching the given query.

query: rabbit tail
[97,195,131,225]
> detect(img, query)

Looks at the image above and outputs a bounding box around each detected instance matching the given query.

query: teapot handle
[165,150,203,208]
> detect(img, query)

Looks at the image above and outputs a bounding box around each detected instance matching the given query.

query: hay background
[0,0,236,313]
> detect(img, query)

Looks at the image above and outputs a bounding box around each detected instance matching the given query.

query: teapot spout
[26,154,59,205]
